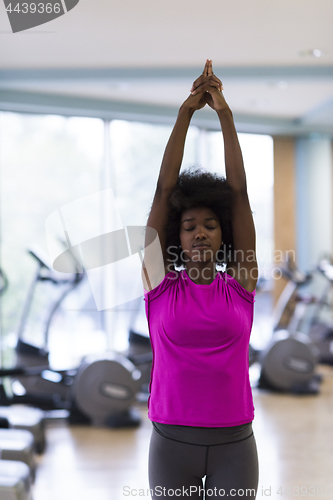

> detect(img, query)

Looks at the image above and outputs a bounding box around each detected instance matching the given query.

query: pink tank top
[143,269,256,427]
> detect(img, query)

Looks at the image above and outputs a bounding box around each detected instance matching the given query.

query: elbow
[230,185,248,198]
[156,182,175,194]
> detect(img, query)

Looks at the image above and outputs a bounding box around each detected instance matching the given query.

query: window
[0,112,104,368]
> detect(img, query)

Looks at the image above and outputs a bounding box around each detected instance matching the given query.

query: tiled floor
[31,364,333,500]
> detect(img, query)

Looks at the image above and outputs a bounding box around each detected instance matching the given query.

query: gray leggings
[148,425,259,499]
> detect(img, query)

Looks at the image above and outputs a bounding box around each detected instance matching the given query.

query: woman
[141,60,259,500]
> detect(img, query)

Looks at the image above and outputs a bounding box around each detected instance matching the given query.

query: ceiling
[0,0,333,135]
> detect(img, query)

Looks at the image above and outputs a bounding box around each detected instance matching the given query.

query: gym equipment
[0,246,85,413]
[0,429,36,482]
[253,258,322,394]
[69,311,153,426]
[0,245,152,428]
[0,271,34,500]
[257,330,320,393]
[305,259,333,365]
[0,406,46,455]
[122,291,152,400]
[72,351,143,426]
[69,303,153,427]
[271,258,333,365]
[69,292,152,427]
[0,460,31,500]
[13,245,84,407]
[0,249,81,452]
[124,329,152,400]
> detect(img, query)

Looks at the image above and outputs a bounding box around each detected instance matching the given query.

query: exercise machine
[0,269,36,500]
[0,244,152,428]
[305,258,333,365]
[253,258,322,394]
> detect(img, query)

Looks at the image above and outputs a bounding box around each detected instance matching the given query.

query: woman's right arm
[141,106,195,292]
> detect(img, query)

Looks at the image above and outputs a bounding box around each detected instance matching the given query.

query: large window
[0,111,273,365]
[0,113,105,368]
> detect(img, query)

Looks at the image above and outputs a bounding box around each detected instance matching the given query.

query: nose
[195,228,207,240]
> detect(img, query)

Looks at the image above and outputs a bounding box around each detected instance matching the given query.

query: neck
[184,262,217,285]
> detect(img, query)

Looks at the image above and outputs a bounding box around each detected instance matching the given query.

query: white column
[295,135,333,272]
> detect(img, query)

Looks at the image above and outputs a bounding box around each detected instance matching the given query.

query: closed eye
[185,226,216,231]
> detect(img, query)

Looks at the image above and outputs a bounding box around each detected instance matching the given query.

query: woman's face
[179,207,222,264]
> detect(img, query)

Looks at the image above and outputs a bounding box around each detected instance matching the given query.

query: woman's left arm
[191,60,258,292]
[217,106,258,292]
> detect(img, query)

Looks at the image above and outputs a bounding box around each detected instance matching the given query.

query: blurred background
[0,1,332,499]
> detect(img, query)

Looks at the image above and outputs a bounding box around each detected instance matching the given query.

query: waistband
[152,421,253,446]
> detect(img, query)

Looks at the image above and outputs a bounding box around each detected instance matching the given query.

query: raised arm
[191,60,258,292]
[142,62,215,291]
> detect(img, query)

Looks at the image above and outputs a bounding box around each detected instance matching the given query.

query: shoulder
[221,270,256,304]
[225,265,257,293]
[143,268,180,302]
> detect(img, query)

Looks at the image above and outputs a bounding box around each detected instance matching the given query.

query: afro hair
[162,166,235,269]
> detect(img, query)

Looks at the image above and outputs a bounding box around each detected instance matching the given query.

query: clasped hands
[183,59,228,113]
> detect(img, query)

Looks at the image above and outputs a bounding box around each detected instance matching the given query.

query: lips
[193,244,210,248]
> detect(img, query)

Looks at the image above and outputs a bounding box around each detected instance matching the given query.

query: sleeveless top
[143,268,256,427]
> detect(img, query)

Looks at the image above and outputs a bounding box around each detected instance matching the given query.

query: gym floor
[31,364,333,500]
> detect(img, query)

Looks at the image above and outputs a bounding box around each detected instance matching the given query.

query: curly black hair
[163,166,235,269]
